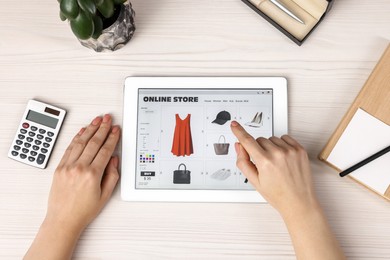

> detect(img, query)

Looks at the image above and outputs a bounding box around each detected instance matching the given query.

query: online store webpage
[135,89,273,190]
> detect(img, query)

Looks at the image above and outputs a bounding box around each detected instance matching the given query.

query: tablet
[121,77,288,202]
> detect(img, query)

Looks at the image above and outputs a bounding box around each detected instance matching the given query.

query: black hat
[212,111,231,125]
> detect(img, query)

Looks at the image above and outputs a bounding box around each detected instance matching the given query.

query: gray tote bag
[213,135,230,155]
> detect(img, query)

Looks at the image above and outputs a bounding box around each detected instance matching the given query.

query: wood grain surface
[1,0,390,259]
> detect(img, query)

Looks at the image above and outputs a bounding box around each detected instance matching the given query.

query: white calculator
[8,100,66,169]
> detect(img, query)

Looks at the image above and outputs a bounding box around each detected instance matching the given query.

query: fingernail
[231,121,239,127]
[103,114,111,123]
[92,116,102,126]
[111,125,120,134]
[78,127,86,136]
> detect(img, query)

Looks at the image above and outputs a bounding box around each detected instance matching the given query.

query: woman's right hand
[230,120,319,219]
[230,121,345,260]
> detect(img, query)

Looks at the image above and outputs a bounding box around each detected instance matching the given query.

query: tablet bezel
[121,77,288,202]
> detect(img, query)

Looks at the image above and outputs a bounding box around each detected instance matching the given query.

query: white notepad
[327,108,390,197]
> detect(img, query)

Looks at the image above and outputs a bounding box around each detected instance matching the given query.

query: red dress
[171,114,193,156]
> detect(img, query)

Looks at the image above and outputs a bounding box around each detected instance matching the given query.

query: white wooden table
[1,0,389,259]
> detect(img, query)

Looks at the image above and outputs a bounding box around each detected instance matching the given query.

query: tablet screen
[135,88,273,190]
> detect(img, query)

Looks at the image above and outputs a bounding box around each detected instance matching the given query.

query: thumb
[101,156,120,204]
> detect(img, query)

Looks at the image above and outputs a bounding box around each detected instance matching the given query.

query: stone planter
[78,1,136,52]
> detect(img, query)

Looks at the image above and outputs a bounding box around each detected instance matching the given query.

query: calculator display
[26,110,58,129]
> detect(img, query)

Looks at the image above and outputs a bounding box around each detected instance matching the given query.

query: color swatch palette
[139,154,155,163]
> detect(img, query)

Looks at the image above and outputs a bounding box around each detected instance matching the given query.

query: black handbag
[173,163,191,184]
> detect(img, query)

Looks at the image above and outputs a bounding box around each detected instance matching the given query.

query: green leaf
[113,0,126,4]
[60,0,79,20]
[59,10,67,21]
[77,0,96,14]
[70,10,94,40]
[97,0,114,18]
[92,16,103,39]
[94,0,104,6]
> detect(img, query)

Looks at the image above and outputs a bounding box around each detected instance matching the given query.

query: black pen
[339,145,390,177]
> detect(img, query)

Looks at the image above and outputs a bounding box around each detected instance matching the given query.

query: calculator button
[41,148,48,154]
[35,140,42,145]
[11,151,19,156]
[22,148,29,154]
[20,129,27,134]
[27,137,33,142]
[24,143,32,148]
[28,132,36,137]
[16,140,23,145]
[18,134,25,140]
[45,137,52,143]
[37,134,44,140]
[30,151,38,156]
[33,145,40,151]
[43,143,50,148]
[22,122,29,129]
[20,154,27,159]
[28,157,35,162]
[31,126,38,131]
[47,132,54,137]
[39,129,46,134]
[37,154,46,165]
[14,145,21,151]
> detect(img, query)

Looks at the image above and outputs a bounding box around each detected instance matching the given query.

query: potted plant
[59,0,136,52]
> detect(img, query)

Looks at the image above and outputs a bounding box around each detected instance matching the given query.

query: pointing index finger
[230,121,265,162]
